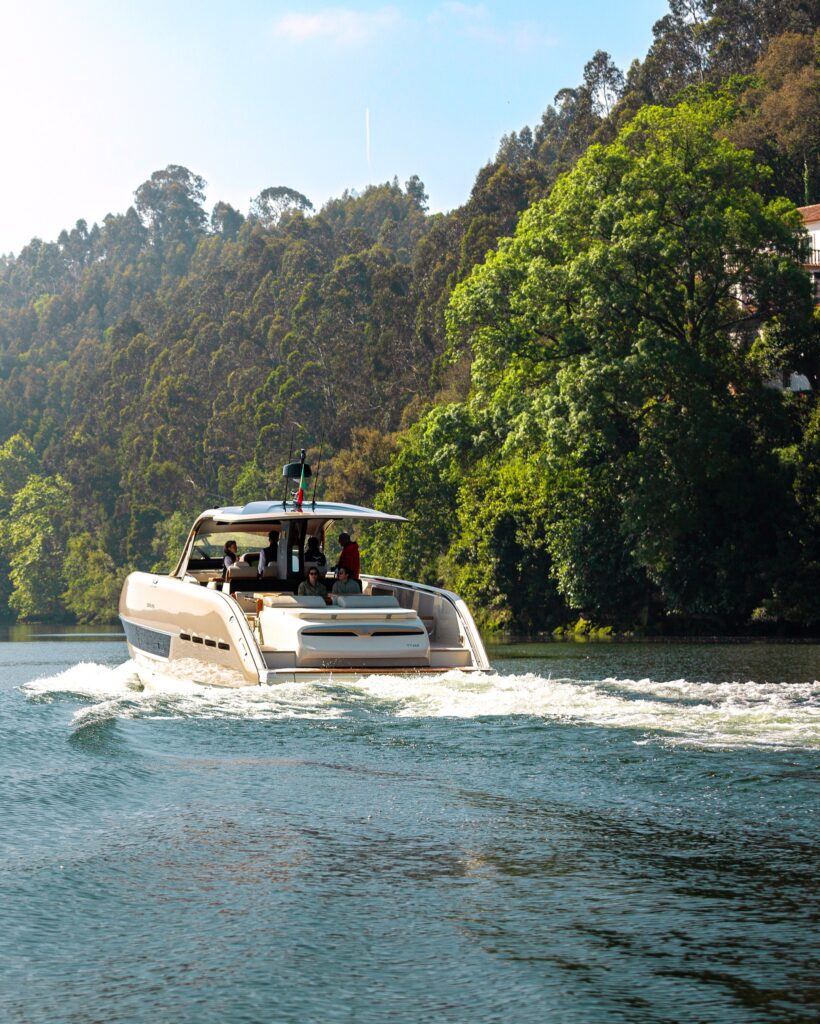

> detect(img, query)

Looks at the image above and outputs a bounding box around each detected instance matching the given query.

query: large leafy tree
[365,404,480,585]
[6,474,72,621]
[134,165,207,254]
[250,186,314,227]
[62,532,124,623]
[583,50,625,116]
[0,434,39,619]
[443,99,814,625]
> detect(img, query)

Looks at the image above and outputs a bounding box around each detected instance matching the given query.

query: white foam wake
[351,672,820,748]
[21,660,345,728]
[20,661,820,749]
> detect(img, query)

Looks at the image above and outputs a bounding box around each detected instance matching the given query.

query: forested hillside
[0,0,817,630]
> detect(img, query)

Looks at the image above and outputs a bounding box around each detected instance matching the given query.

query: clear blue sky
[0,0,667,255]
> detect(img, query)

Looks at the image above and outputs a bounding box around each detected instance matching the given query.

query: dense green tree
[150,510,196,573]
[644,0,712,97]
[0,433,38,506]
[324,426,399,507]
[443,456,568,631]
[365,404,480,585]
[62,533,124,623]
[250,186,314,227]
[727,31,820,205]
[134,165,207,253]
[583,50,625,116]
[769,397,820,623]
[534,87,600,176]
[321,180,429,259]
[210,201,245,239]
[6,474,72,620]
[631,0,817,105]
[404,175,429,211]
[496,126,536,168]
[0,433,39,619]
[440,99,814,625]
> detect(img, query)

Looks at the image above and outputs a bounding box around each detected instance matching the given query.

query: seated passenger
[331,566,360,596]
[304,535,327,571]
[258,530,279,575]
[298,567,330,604]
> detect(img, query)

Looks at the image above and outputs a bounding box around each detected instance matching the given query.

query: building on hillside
[761,205,819,394]
[798,204,820,304]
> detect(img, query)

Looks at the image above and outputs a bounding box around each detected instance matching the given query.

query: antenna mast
[311,433,325,510]
[281,426,295,508]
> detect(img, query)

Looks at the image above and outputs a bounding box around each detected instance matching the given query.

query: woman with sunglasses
[297,566,330,604]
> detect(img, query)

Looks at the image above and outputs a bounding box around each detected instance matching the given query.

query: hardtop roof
[194,500,407,528]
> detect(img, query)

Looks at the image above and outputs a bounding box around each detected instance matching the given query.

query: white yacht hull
[120,571,489,688]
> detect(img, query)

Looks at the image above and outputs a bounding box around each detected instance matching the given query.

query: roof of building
[797,204,820,224]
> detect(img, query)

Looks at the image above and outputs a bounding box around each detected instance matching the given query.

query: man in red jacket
[336,532,360,579]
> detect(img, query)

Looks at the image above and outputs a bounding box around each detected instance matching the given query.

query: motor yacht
[119,461,490,687]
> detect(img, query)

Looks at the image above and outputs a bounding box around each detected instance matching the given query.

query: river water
[1,632,817,1023]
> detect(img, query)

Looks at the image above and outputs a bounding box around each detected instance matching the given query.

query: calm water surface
[1,632,817,1023]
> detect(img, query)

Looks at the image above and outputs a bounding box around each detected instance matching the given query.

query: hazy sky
[0,0,667,255]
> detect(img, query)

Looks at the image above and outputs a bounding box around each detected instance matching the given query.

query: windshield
[185,530,283,572]
[190,531,276,561]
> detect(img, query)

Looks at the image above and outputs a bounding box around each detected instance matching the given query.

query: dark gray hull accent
[120,617,172,659]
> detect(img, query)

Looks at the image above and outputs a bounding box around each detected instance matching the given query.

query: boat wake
[20,660,819,749]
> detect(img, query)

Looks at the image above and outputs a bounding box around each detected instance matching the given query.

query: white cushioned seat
[333,595,400,608]
[263,594,326,608]
[227,564,258,579]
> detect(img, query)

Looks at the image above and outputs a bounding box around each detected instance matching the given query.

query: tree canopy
[371,99,818,629]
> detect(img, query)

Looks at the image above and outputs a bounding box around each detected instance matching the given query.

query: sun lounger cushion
[333,595,400,608]
[262,594,326,608]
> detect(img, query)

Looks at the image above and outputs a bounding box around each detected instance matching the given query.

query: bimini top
[196,500,407,528]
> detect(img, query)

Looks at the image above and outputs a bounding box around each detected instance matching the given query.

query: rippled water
[1,634,817,1023]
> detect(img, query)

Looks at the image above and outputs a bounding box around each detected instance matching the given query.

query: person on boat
[304,535,327,572]
[336,532,360,579]
[223,540,238,574]
[258,530,279,575]
[331,565,360,596]
[298,567,330,604]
